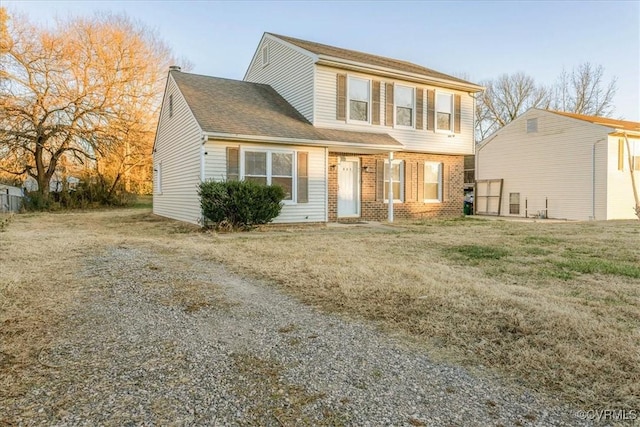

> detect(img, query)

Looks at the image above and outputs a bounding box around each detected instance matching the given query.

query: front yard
[1,209,639,412]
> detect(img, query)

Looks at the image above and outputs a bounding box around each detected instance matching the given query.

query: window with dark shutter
[297,152,308,203]
[385,83,394,127]
[442,164,451,202]
[416,89,424,130]
[226,147,239,181]
[426,90,435,130]
[454,94,461,133]
[336,74,347,121]
[372,80,381,125]
[375,159,385,201]
[404,161,417,202]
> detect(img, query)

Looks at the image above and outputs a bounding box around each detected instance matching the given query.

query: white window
[435,92,453,132]
[424,162,442,202]
[243,150,294,201]
[348,76,370,123]
[395,85,415,128]
[384,159,404,203]
[262,44,270,67]
[527,118,538,133]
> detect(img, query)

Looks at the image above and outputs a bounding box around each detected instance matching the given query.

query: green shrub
[198,180,285,229]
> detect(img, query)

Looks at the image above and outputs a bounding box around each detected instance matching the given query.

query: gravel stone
[3,245,599,426]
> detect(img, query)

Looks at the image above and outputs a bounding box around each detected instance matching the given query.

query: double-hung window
[384,159,404,203]
[395,85,414,127]
[436,92,453,132]
[348,76,370,123]
[423,161,442,202]
[243,150,294,201]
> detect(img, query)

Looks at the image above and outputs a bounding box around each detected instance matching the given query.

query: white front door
[337,158,359,217]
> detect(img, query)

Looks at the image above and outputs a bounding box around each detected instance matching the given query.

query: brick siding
[328,151,464,222]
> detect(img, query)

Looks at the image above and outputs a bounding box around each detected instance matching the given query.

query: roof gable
[268,33,480,90]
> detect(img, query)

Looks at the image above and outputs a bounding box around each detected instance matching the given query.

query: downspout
[592,137,606,220]
[388,151,394,222]
[623,132,640,219]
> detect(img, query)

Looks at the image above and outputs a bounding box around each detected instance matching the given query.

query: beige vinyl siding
[606,135,640,219]
[153,75,203,225]
[245,36,315,122]
[476,109,609,221]
[314,65,474,155]
[204,140,327,223]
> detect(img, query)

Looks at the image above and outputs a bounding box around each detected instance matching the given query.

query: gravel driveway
[3,240,592,426]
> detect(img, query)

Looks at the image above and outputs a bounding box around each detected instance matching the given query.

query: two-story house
[153,33,483,224]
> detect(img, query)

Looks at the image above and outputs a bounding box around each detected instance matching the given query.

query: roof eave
[316,56,484,93]
[203,132,402,151]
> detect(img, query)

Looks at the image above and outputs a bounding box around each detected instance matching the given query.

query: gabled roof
[548,110,640,133]
[268,33,481,91]
[170,71,402,148]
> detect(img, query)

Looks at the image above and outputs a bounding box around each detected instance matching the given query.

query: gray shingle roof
[171,71,402,147]
[269,33,478,87]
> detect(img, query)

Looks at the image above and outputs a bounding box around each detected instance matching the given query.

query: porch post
[388,151,394,222]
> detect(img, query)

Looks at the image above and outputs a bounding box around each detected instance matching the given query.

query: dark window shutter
[226,147,239,181]
[417,162,424,201]
[385,83,394,127]
[297,152,309,203]
[336,74,346,121]
[442,164,451,202]
[454,94,461,133]
[372,80,381,125]
[375,159,385,201]
[415,89,424,130]
[405,161,417,202]
[426,90,435,131]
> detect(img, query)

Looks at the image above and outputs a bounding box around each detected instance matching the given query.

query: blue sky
[5,0,640,121]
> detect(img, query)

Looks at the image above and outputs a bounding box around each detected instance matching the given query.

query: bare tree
[551,63,617,117]
[475,72,550,141]
[0,9,176,200]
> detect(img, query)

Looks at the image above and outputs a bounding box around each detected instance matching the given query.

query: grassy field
[1,209,639,410]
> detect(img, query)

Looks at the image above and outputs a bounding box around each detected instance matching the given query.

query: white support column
[388,151,394,223]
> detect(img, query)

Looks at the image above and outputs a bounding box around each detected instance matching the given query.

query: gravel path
[4,243,594,426]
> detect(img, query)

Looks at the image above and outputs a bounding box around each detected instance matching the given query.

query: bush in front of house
[198,180,285,229]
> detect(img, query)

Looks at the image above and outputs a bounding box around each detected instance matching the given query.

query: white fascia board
[316,57,484,93]
[203,132,402,152]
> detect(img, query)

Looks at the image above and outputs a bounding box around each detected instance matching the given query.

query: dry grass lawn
[1,208,639,411]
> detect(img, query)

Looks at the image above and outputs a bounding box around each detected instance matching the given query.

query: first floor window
[395,85,414,127]
[384,159,404,202]
[424,162,442,202]
[348,76,370,122]
[436,92,453,131]
[509,192,520,214]
[243,150,293,200]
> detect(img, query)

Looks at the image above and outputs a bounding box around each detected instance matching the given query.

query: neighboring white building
[153,33,483,225]
[476,109,640,221]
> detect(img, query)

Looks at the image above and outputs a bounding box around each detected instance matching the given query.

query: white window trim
[240,148,296,205]
[262,44,270,67]
[393,84,416,130]
[384,159,404,204]
[435,90,454,134]
[423,161,442,203]
[346,75,371,125]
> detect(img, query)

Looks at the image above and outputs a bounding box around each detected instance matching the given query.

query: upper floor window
[348,76,370,123]
[527,118,538,133]
[436,92,453,132]
[395,85,414,128]
[424,161,442,202]
[262,44,270,67]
